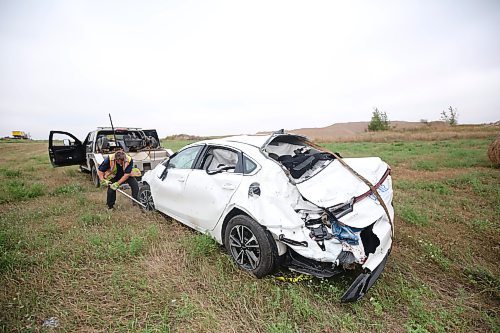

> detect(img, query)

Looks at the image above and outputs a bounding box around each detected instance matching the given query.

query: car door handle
[177,177,186,182]
[222,183,235,190]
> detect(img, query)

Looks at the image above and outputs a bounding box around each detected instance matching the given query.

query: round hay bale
[487,136,500,166]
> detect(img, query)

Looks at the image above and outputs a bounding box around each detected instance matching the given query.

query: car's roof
[198,135,273,148]
[96,127,142,131]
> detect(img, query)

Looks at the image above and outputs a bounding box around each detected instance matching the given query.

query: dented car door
[152,145,204,220]
[182,146,244,231]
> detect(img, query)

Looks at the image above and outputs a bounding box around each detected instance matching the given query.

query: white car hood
[296,157,388,208]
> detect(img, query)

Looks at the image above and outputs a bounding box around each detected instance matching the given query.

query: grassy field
[0,134,499,332]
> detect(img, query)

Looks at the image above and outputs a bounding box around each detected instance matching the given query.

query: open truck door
[48,131,86,167]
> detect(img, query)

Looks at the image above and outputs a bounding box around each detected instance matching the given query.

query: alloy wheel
[139,189,154,210]
[229,225,261,270]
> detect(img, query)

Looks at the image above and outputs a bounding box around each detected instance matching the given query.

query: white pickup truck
[49,127,173,187]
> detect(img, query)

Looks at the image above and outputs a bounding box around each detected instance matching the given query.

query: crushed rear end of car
[262,133,394,302]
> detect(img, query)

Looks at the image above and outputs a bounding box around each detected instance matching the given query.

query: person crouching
[97,150,139,209]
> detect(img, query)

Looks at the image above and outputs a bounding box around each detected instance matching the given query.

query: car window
[203,148,240,173]
[51,133,79,146]
[168,146,203,169]
[243,155,257,174]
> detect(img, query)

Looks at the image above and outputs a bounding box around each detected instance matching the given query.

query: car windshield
[95,130,159,152]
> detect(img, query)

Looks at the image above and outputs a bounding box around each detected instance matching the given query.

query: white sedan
[140,132,394,302]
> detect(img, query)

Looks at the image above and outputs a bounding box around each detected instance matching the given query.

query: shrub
[368,108,390,131]
[440,106,458,125]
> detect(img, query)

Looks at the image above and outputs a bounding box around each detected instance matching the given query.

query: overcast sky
[1,0,499,139]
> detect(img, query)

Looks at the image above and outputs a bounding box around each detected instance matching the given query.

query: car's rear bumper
[280,214,393,302]
[341,251,390,302]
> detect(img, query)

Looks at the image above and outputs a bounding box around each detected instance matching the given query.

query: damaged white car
[140,131,394,302]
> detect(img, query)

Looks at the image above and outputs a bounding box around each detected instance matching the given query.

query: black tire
[138,183,155,211]
[224,215,278,278]
[91,165,100,188]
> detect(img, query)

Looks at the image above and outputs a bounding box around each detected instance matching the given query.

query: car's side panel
[183,169,243,232]
[153,168,193,219]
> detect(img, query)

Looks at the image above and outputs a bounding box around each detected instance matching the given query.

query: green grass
[0,137,499,332]
[321,138,492,169]
[395,180,452,195]
[162,139,198,152]
[420,240,451,270]
[0,169,23,178]
[80,211,109,226]
[399,204,429,226]
[52,183,85,195]
[183,233,220,259]
[0,180,45,203]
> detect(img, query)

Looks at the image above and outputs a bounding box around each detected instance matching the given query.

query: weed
[76,193,86,206]
[53,183,85,195]
[420,241,451,270]
[266,319,297,333]
[129,237,146,256]
[464,267,500,298]
[404,322,431,333]
[0,229,32,272]
[64,168,79,177]
[370,297,384,316]
[411,160,438,171]
[287,287,316,321]
[0,180,44,203]
[184,233,219,258]
[396,278,448,332]
[400,205,428,226]
[80,212,109,226]
[470,218,493,231]
[446,171,500,198]
[88,228,149,261]
[395,180,452,195]
[0,169,22,177]
[175,293,198,320]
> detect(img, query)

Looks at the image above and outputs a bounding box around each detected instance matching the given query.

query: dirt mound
[487,136,500,166]
[286,121,429,140]
[258,121,433,140]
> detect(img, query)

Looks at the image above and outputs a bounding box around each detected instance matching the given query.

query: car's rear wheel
[138,184,155,211]
[224,215,278,278]
[91,165,100,188]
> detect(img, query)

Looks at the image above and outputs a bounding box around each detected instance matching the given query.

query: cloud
[1,0,499,139]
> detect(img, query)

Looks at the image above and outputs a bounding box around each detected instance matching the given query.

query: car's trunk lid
[295,157,388,208]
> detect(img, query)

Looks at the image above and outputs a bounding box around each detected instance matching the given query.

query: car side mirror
[160,166,168,180]
[63,139,71,146]
[159,158,171,180]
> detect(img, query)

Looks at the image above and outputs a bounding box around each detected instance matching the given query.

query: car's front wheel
[138,183,155,211]
[224,215,278,278]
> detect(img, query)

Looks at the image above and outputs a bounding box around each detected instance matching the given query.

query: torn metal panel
[295,157,389,208]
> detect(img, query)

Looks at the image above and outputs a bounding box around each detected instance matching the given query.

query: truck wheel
[91,165,100,188]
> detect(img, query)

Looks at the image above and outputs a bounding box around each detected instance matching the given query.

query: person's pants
[107,177,139,208]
